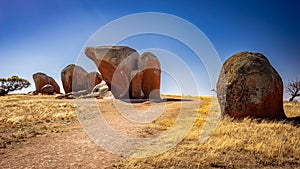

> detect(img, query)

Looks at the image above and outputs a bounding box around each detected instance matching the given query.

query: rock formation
[32,72,60,94]
[90,80,114,99]
[61,64,88,94]
[85,46,139,98]
[138,52,161,99]
[130,70,144,99]
[85,46,161,100]
[92,80,109,94]
[41,84,54,95]
[56,80,113,99]
[216,52,286,119]
[86,72,102,92]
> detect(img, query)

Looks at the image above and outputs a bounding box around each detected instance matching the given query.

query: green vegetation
[0,75,30,94]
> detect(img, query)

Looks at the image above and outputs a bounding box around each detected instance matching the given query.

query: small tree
[285,78,300,101]
[0,75,31,94]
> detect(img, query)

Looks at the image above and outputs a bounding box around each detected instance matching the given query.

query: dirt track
[0,97,192,169]
[0,122,121,169]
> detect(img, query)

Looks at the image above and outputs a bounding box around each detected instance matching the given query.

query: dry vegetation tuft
[0,94,76,148]
[116,97,300,168]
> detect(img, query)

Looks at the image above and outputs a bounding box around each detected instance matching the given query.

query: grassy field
[116,98,300,168]
[0,94,76,148]
[0,94,299,168]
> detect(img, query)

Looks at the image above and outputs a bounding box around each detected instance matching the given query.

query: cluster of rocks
[30,45,287,119]
[56,80,113,99]
[32,73,60,95]
[56,64,113,99]
[216,52,286,119]
[32,46,161,100]
[85,46,161,99]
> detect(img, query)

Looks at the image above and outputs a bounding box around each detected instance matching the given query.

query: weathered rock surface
[56,81,113,99]
[85,46,139,98]
[92,80,109,94]
[86,72,102,92]
[41,84,54,95]
[85,46,162,100]
[0,87,5,96]
[139,52,161,99]
[90,80,114,99]
[61,64,88,94]
[32,73,60,94]
[216,52,286,119]
[130,70,144,99]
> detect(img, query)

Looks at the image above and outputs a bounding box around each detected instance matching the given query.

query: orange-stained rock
[139,52,161,99]
[86,72,102,92]
[216,52,286,119]
[61,64,88,94]
[130,70,144,99]
[41,84,54,95]
[85,46,139,98]
[32,72,60,94]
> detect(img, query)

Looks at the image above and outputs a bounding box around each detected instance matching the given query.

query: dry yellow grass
[284,101,300,118]
[0,94,76,148]
[116,97,300,168]
[0,94,299,168]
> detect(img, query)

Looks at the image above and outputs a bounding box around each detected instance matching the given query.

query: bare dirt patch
[0,94,192,168]
[0,122,121,169]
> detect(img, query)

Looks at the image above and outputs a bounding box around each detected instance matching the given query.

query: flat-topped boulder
[85,46,139,98]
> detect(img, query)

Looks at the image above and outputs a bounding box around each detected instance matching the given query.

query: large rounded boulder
[217,52,286,119]
[138,52,161,99]
[61,64,88,94]
[85,46,139,98]
[32,73,60,94]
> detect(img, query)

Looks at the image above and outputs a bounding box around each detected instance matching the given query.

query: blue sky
[0,0,299,99]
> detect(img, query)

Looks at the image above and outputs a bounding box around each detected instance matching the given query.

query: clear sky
[0,0,299,99]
